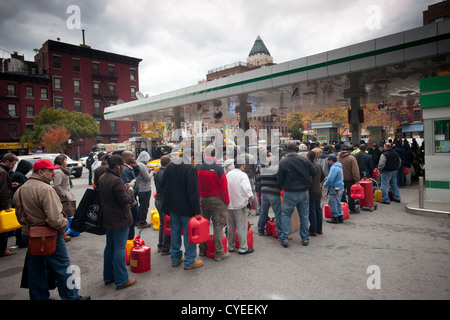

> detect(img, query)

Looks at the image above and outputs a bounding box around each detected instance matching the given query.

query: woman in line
[98,155,136,290]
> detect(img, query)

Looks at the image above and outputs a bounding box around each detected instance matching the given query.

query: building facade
[33,40,142,157]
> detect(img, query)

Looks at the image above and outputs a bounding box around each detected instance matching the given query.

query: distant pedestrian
[226,157,254,255]
[307,151,325,235]
[121,150,140,239]
[135,151,154,228]
[98,155,136,290]
[276,142,317,248]
[323,154,345,224]
[155,155,171,255]
[378,143,401,204]
[196,146,230,261]
[161,149,203,270]
[338,146,360,213]
[86,152,95,185]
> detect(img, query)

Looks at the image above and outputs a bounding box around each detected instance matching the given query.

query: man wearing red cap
[13,158,90,300]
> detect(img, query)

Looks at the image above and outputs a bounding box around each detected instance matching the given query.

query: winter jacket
[11,159,32,193]
[13,173,68,235]
[309,162,325,201]
[255,161,281,195]
[227,168,254,210]
[323,161,344,190]
[53,167,76,203]
[337,150,360,181]
[378,149,401,172]
[354,151,374,178]
[276,153,317,192]
[136,151,153,193]
[98,168,134,230]
[0,164,13,210]
[154,166,166,202]
[161,161,201,217]
[196,156,230,206]
[316,152,330,177]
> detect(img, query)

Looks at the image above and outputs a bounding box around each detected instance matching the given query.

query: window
[74,99,82,113]
[8,104,17,117]
[92,62,99,75]
[109,83,115,96]
[55,98,63,110]
[73,59,80,72]
[26,105,34,117]
[131,86,136,99]
[130,69,136,81]
[434,119,450,153]
[108,65,115,77]
[94,101,101,115]
[9,125,17,138]
[96,120,101,130]
[7,84,15,96]
[414,109,421,122]
[74,79,81,92]
[40,87,48,99]
[132,122,137,132]
[53,55,61,69]
[110,121,116,132]
[93,82,100,95]
[54,77,62,90]
[25,86,33,98]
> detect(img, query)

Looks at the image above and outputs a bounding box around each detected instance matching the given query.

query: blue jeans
[257,193,282,235]
[25,233,79,300]
[328,188,345,218]
[381,170,401,203]
[104,227,129,287]
[280,191,309,243]
[170,213,197,268]
[309,199,322,233]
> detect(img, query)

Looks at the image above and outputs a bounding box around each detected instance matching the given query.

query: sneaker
[75,295,91,300]
[214,252,230,261]
[281,241,289,248]
[239,248,254,255]
[160,251,170,256]
[326,218,339,224]
[184,260,203,270]
[302,241,309,246]
[116,278,136,290]
[338,216,344,223]
[172,257,184,267]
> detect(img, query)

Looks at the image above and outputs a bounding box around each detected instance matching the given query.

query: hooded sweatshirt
[136,151,153,193]
[11,159,33,192]
[337,150,360,181]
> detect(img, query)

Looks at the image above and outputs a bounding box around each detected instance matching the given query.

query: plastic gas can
[324,203,349,220]
[206,235,227,259]
[0,209,21,233]
[266,218,275,236]
[350,183,365,200]
[164,215,171,235]
[235,221,253,249]
[188,216,210,244]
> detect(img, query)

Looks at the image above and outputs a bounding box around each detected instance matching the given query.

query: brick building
[423,0,450,25]
[33,40,143,157]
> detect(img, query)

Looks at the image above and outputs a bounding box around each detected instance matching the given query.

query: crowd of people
[0,136,424,299]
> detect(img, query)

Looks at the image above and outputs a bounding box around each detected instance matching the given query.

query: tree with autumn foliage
[21,106,99,147]
[41,126,71,153]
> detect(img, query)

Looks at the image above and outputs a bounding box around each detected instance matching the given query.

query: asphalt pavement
[1,167,449,302]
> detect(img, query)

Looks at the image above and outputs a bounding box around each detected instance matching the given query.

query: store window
[434,119,450,153]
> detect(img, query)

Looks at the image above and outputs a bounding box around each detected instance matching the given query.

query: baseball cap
[327,154,338,161]
[33,159,60,171]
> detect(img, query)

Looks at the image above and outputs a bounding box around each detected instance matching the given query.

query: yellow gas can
[0,209,22,233]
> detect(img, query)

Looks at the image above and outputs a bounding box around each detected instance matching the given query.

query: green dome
[248,36,271,57]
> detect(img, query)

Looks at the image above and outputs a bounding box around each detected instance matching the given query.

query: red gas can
[164,215,171,235]
[350,183,365,200]
[235,221,254,249]
[130,242,151,273]
[324,202,349,220]
[359,178,376,210]
[206,235,227,259]
[266,219,275,236]
[188,216,210,244]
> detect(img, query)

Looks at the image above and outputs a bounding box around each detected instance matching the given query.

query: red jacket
[196,157,230,206]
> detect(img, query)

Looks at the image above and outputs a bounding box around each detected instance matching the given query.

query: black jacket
[276,153,317,192]
[161,162,201,217]
[354,151,374,178]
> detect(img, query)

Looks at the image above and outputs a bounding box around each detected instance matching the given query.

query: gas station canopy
[105,21,450,125]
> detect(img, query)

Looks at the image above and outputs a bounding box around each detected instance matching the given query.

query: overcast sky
[0,0,438,97]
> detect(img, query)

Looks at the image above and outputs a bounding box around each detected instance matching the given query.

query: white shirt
[226,168,253,210]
